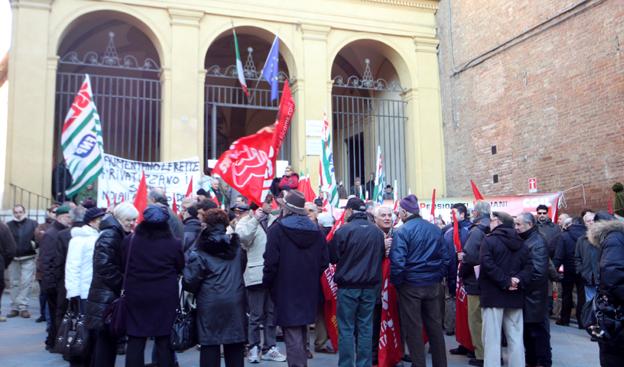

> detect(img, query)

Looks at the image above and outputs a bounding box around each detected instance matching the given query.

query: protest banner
[97,154,201,207]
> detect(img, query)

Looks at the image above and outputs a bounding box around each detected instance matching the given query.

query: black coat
[479,225,531,309]
[123,222,184,337]
[183,224,247,345]
[263,214,329,327]
[53,223,82,296]
[182,217,202,254]
[574,235,600,286]
[520,226,550,323]
[588,220,624,304]
[40,221,69,293]
[553,224,586,281]
[536,219,560,257]
[86,215,127,330]
[461,217,490,295]
[329,212,385,288]
[0,221,16,269]
[7,218,38,258]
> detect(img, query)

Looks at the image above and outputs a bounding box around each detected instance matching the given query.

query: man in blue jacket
[390,194,449,367]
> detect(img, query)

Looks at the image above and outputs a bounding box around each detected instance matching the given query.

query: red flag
[185,177,194,198]
[430,188,436,221]
[172,195,178,215]
[209,189,221,207]
[378,258,403,367]
[608,197,614,215]
[213,83,295,206]
[299,175,317,202]
[455,263,474,351]
[134,171,148,223]
[452,210,462,253]
[470,179,485,201]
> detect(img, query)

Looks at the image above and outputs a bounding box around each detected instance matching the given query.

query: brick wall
[437,0,624,215]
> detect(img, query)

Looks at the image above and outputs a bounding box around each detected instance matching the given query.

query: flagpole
[248,35,278,105]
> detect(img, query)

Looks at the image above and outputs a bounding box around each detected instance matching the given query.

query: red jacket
[278,173,299,191]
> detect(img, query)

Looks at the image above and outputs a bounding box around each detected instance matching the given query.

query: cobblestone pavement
[0,294,599,366]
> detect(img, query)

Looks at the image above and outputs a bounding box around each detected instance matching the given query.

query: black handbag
[104,234,134,338]
[55,303,90,357]
[170,290,197,352]
[582,294,624,342]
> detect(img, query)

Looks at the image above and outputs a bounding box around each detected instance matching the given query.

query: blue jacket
[443,219,472,294]
[390,216,449,287]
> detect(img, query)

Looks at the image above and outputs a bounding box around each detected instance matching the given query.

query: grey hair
[373,204,392,217]
[113,202,139,221]
[71,206,86,222]
[473,200,491,216]
[517,212,536,227]
[148,189,168,206]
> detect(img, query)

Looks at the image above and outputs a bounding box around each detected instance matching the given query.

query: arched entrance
[331,40,407,198]
[54,12,162,164]
[203,27,292,167]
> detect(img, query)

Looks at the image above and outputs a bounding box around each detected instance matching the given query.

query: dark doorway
[346,132,365,186]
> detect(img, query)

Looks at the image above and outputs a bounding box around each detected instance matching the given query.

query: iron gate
[332,59,407,197]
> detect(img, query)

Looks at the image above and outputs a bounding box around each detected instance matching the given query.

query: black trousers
[90,327,118,367]
[560,275,585,325]
[372,302,382,363]
[599,341,624,367]
[126,335,172,367]
[200,343,245,367]
[45,289,58,347]
[524,318,552,367]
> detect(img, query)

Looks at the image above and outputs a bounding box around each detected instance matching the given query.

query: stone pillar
[161,9,204,162]
[405,36,446,197]
[5,0,54,205]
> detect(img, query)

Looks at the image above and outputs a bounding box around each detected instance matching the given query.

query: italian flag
[233,29,249,96]
[372,145,385,203]
[319,115,340,208]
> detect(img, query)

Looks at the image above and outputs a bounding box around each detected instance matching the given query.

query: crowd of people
[0,176,623,367]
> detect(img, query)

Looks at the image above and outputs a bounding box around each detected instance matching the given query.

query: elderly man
[574,211,599,302]
[515,212,552,367]
[148,189,184,239]
[329,197,385,367]
[264,190,329,367]
[390,194,449,367]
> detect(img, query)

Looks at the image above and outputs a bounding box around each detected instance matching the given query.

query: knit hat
[55,205,71,216]
[594,210,615,222]
[196,188,208,197]
[84,207,106,224]
[283,190,307,215]
[143,204,170,223]
[612,183,624,217]
[342,197,366,212]
[399,195,420,214]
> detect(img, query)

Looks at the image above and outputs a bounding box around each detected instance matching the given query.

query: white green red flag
[319,115,339,208]
[61,74,105,198]
[233,29,249,97]
[372,145,385,203]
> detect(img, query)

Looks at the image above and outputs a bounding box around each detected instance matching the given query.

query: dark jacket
[263,214,329,327]
[461,217,490,295]
[123,221,184,337]
[443,219,472,295]
[520,226,550,323]
[53,223,83,295]
[40,221,69,293]
[574,234,600,286]
[0,221,17,269]
[552,224,586,281]
[182,217,202,254]
[537,219,560,257]
[588,220,624,305]
[167,207,184,240]
[390,216,449,287]
[183,224,247,345]
[329,212,385,288]
[7,218,38,258]
[479,225,531,309]
[86,215,127,330]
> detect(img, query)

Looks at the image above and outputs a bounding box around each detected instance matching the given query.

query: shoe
[19,310,31,318]
[468,358,484,366]
[402,354,412,362]
[449,346,470,355]
[467,351,476,359]
[555,320,569,326]
[248,345,260,363]
[314,344,335,354]
[306,350,313,359]
[445,330,455,336]
[0,315,6,322]
[6,310,19,318]
[261,346,286,362]
[35,316,46,323]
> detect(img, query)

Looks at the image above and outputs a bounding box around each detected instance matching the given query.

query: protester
[456,200,491,364]
[148,189,184,240]
[6,204,38,318]
[183,208,247,367]
[232,201,286,363]
[575,211,599,302]
[365,173,375,198]
[0,220,17,322]
[535,205,560,256]
[515,212,552,367]
[350,177,364,198]
[329,197,385,367]
[390,194,449,367]
[181,200,202,254]
[382,185,394,201]
[39,205,71,349]
[552,216,586,327]
[264,190,329,367]
[86,202,138,367]
[196,188,209,202]
[209,176,227,207]
[278,165,299,192]
[337,181,348,199]
[613,183,624,217]
[480,211,531,367]
[587,211,624,366]
[34,205,58,322]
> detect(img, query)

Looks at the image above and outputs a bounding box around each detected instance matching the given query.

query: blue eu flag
[261,36,280,102]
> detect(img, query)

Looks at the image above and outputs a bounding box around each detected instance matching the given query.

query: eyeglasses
[536,211,548,215]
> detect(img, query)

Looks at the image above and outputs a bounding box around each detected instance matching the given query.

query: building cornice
[362,0,438,10]
[9,0,53,11]
[168,7,203,27]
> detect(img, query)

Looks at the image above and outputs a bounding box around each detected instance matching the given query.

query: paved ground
[0,294,600,366]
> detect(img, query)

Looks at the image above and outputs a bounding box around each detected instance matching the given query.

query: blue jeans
[337,287,377,367]
[585,285,597,303]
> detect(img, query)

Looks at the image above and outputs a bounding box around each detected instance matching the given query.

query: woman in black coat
[123,204,184,367]
[183,208,247,367]
[86,202,138,367]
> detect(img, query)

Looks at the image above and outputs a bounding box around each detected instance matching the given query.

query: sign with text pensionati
[97,154,200,207]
